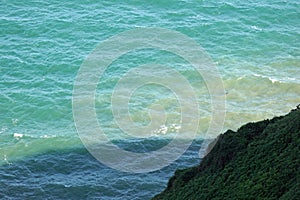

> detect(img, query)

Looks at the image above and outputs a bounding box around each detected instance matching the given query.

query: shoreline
[153,105,300,199]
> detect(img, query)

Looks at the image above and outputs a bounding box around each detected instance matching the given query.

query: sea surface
[1,0,299,199]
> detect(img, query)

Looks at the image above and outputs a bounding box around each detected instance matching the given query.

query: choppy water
[1,0,299,199]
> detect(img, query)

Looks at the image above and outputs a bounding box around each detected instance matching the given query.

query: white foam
[152,124,182,137]
[158,125,168,134]
[250,25,262,31]
[0,127,8,134]
[40,135,50,138]
[170,124,181,132]
[287,77,296,81]
[253,73,281,83]
[13,133,24,139]
[152,124,169,136]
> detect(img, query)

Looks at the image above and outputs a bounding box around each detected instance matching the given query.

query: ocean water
[1,0,299,199]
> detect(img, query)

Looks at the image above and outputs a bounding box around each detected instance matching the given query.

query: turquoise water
[1,0,299,199]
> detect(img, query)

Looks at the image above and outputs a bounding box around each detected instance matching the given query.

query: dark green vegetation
[153,107,300,200]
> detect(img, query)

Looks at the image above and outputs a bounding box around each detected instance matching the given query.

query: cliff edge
[153,106,300,200]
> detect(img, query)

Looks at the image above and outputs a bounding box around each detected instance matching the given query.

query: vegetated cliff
[153,106,300,200]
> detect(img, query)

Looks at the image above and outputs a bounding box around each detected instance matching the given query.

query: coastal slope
[153,107,300,200]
